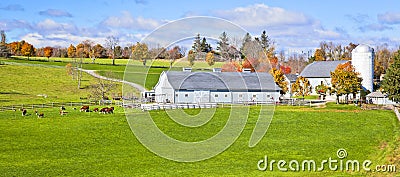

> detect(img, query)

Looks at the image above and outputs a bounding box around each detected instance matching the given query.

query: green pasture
[0,64,123,106]
[0,104,398,176]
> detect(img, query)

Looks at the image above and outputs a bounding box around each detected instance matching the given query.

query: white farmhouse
[300,60,348,94]
[154,71,281,103]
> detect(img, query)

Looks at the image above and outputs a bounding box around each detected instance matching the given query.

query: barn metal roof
[164,71,281,91]
[300,60,349,78]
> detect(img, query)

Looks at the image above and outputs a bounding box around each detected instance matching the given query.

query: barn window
[176,94,178,97]
[253,95,256,98]
[225,94,228,97]
[266,94,270,98]
[215,94,218,97]
[185,94,188,97]
[239,94,243,98]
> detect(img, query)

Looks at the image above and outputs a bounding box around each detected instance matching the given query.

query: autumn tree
[105,36,119,65]
[221,61,241,72]
[8,41,21,56]
[131,42,149,66]
[76,43,85,58]
[315,82,329,99]
[187,50,195,66]
[374,44,393,78]
[291,76,312,98]
[206,52,215,66]
[92,44,106,58]
[270,68,289,94]
[20,41,34,59]
[314,49,325,61]
[330,62,362,104]
[381,50,400,102]
[168,46,183,60]
[43,46,53,59]
[242,58,260,72]
[67,44,76,58]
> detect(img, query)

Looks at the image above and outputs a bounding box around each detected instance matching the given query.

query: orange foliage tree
[44,46,53,59]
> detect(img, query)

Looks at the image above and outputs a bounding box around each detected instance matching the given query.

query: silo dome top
[352,44,374,53]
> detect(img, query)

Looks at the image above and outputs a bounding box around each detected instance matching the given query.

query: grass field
[1,56,400,176]
[1,57,226,90]
[0,64,123,106]
[0,104,399,176]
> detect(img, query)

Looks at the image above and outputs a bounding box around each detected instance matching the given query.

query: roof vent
[213,68,222,72]
[183,67,192,72]
[242,68,252,73]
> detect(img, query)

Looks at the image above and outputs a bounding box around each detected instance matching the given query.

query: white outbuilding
[154,71,281,104]
[300,60,348,94]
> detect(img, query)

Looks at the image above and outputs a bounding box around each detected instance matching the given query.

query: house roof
[164,71,281,91]
[366,91,386,98]
[285,74,298,82]
[300,60,349,78]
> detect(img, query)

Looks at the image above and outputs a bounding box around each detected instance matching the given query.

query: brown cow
[80,106,89,112]
[99,107,108,114]
[93,108,99,112]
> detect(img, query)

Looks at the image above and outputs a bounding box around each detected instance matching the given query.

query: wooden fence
[0,101,115,112]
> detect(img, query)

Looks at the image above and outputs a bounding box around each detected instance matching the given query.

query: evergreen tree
[200,37,211,53]
[382,50,400,102]
[217,31,230,60]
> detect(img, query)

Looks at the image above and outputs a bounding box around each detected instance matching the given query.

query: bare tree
[105,36,119,65]
[90,71,116,100]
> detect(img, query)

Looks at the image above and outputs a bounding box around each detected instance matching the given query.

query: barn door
[194,91,210,103]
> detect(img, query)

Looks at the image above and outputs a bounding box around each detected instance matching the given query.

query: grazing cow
[60,110,68,116]
[21,109,27,116]
[80,106,90,112]
[93,108,99,112]
[99,107,109,114]
[37,113,44,118]
[108,107,114,114]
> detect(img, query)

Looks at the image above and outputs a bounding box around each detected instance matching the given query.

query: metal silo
[351,44,374,92]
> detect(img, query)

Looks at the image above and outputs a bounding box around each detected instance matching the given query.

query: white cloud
[213,3,347,48]
[39,9,72,17]
[214,4,312,29]
[36,19,77,34]
[378,12,400,24]
[101,11,161,31]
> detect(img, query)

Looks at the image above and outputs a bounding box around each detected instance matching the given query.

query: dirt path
[79,69,147,92]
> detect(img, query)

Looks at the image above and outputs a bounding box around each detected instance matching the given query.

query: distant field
[2,57,226,90]
[0,104,398,176]
[13,56,226,69]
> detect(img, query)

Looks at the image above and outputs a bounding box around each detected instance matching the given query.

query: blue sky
[1,0,400,51]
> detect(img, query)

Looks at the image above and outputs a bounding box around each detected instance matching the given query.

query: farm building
[300,44,375,95]
[300,60,348,94]
[153,71,281,103]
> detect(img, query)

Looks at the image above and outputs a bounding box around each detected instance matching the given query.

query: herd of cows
[18,105,115,118]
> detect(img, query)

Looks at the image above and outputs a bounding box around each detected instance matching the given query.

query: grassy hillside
[0,64,122,106]
[0,104,398,176]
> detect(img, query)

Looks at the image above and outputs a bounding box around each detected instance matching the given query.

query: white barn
[300,60,348,94]
[154,71,281,103]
